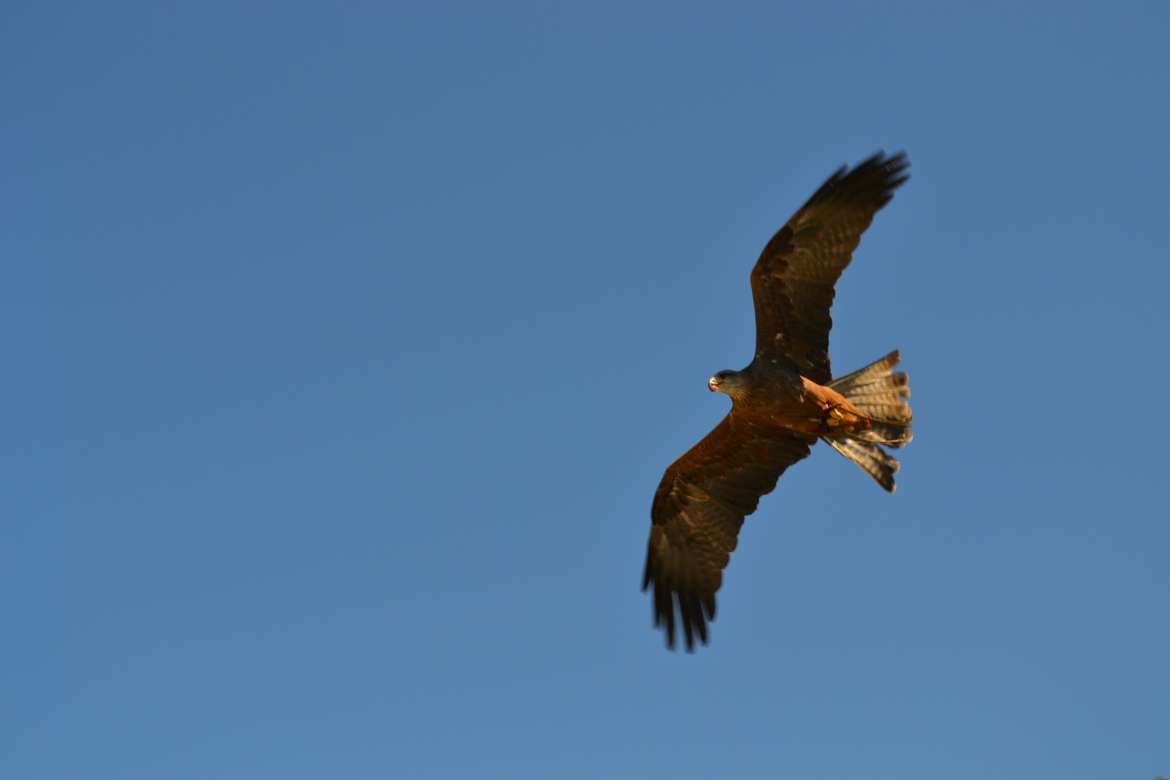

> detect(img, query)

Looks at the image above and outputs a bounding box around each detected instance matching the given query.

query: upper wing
[750,151,909,384]
[643,412,813,650]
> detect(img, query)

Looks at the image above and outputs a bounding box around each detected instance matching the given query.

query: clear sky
[4,3,1168,779]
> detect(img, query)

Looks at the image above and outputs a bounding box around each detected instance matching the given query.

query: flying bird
[643,151,914,651]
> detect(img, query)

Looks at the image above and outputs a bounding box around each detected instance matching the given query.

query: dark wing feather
[751,151,909,383]
[643,413,813,650]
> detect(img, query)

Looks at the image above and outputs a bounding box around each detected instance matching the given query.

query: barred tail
[825,350,913,492]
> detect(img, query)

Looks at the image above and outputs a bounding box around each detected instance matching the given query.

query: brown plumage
[643,151,914,651]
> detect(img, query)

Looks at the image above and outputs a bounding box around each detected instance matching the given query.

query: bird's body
[716,362,872,439]
[643,152,914,651]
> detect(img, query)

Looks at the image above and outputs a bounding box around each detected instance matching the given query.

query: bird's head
[708,369,743,396]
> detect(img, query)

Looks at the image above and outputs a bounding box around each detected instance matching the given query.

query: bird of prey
[643,151,914,651]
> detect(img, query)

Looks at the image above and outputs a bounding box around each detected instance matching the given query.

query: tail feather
[855,421,913,449]
[825,350,913,491]
[824,437,900,492]
[829,350,912,424]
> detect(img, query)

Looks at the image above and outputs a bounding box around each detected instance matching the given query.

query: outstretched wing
[751,151,909,384]
[643,413,814,650]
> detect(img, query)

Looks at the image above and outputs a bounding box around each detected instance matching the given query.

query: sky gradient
[4,3,1169,779]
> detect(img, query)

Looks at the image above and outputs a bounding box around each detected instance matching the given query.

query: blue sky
[4,3,1168,778]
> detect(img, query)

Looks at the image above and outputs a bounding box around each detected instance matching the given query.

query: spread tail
[825,350,913,492]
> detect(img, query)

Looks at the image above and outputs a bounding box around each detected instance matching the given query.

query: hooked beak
[708,378,719,392]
